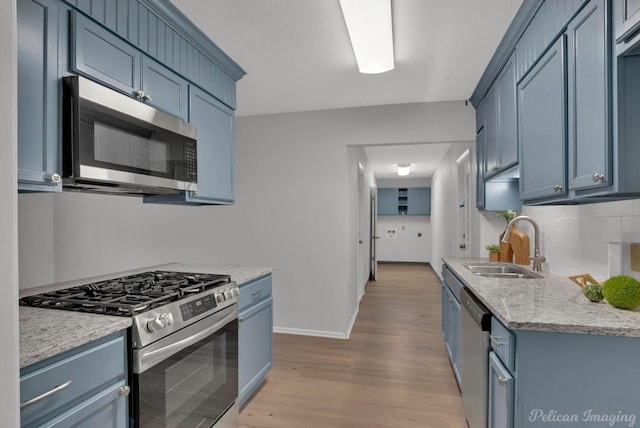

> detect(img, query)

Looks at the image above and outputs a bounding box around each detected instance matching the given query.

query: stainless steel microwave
[62,76,198,196]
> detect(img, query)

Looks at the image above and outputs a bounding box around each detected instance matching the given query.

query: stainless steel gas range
[21,270,240,428]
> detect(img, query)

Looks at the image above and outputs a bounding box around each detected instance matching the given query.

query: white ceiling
[363,143,453,179]
[171,0,522,179]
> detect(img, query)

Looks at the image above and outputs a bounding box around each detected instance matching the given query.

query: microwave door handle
[135,307,236,373]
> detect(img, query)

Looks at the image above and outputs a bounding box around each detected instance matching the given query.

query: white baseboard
[273,326,348,339]
[273,304,360,340]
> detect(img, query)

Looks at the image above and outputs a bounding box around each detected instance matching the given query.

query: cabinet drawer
[491,317,515,372]
[239,275,272,311]
[443,265,464,301]
[20,333,126,427]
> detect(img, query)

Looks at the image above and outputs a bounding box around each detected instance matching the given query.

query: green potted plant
[486,244,501,262]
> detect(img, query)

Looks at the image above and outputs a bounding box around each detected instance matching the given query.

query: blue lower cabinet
[238,275,273,406]
[20,332,128,428]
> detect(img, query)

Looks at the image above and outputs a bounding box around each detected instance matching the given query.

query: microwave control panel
[184,139,198,183]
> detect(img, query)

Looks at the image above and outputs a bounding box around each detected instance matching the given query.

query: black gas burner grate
[20,271,231,316]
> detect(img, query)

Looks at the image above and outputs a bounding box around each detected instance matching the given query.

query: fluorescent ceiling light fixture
[397,163,410,176]
[339,0,394,74]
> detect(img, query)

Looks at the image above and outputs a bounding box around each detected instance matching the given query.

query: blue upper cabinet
[377,187,430,216]
[72,11,142,99]
[614,0,640,54]
[185,86,235,204]
[567,0,610,192]
[518,36,567,202]
[141,56,189,119]
[72,11,188,119]
[17,0,62,192]
[407,188,431,215]
[377,188,398,215]
[67,0,243,110]
[483,52,517,180]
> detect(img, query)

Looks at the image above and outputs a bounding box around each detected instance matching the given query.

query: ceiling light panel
[339,0,394,74]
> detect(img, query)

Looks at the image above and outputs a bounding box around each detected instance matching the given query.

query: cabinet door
[476,128,486,210]
[449,295,462,385]
[615,0,640,43]
[142,56,188,120]
[187,86,235,203]
[72,11,141,97]
[407,187,430,215]
[441,283,448,338]
[484,85,499,177]
[444,287,461,385]
[488,352,514,428]
[497,53,518,170]
[377,188,398,215]
[239,296,273,406]
[519,36,568,202]
[567,0,610,191]
[44,381,128,428]
[17,0,61,191]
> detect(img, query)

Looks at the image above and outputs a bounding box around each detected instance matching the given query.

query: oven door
[132,305,238,428]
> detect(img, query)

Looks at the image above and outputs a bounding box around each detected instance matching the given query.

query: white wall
[19,101,475,338]
[377,216,431,263]
[1,1,20,424]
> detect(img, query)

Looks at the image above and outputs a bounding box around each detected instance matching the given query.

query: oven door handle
[135,306,237,373]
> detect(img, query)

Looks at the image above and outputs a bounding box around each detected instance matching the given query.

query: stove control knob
[216,293,225,303]
[160,312,174,327]
[146,312,173,333]
[232,287,239,297]
[224,289,234,300]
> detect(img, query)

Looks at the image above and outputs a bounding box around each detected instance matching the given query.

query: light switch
[402,225,405,231]
[631,243,640,272]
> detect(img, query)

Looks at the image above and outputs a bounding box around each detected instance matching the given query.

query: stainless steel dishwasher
[459,287,492,428]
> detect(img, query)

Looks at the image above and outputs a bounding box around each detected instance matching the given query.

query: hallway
[239,263,467,427]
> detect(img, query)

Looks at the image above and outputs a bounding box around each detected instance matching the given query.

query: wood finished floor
[238,263,467,428]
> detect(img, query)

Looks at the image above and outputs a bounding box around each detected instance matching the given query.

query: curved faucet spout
[501,215,546,271]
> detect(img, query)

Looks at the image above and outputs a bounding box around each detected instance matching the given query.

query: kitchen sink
[464,264,542,279]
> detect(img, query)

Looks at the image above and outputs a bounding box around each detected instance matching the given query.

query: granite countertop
[19,262,275,368]
[442,257,640,337]
[20,307,132,368]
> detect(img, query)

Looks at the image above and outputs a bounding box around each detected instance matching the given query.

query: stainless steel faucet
[501,215,546,271]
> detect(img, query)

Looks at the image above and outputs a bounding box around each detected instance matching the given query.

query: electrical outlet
[631,243,640,272]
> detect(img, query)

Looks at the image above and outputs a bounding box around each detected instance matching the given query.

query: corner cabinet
[20,332,129,428]
[238,275,273,406]
[17,0,62,192]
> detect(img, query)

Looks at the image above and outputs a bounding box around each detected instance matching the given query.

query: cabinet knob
[492,166,499,171]
[497,376,509,386]
[135,89,145,98]
[119,386,131,397]
[142,93,152,102]
[46,173,61,184]
[553,184,563,192]
[592,173,605,183]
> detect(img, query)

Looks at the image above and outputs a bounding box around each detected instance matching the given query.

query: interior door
[370,188,379,281]
[457,149,471,257]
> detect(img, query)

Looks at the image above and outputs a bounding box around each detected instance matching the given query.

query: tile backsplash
[520,199,640,282]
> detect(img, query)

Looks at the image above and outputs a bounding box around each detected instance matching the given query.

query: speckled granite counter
[442,257,640,337]
[19,307,131,368]
[19,262,275,368]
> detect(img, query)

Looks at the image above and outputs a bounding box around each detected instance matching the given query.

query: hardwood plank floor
[238,263,467,428]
